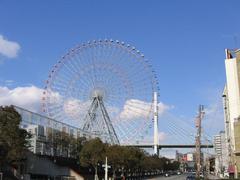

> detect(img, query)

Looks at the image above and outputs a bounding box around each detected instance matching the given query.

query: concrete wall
[69,169,84,180]
[25,152,84,179]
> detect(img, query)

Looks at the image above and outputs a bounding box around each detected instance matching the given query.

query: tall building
[24,124,51,155]
[223,49,240,178]
[214,131,228,175]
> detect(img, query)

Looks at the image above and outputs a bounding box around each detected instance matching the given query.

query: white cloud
[63,98,90,119]
[0,35,20,58]
[203,100,224,136]
[62,98,170,122]
[158,102,172,114]
[158,131,167,142]
[119,99,170,120]
[199,87,225,137]
[0,86,42,112]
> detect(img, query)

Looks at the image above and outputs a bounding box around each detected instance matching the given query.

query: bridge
[14,104,214,157]
[126,144,213,149]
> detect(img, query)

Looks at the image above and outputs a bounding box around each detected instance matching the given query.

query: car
[164,171,173,177]
[164,172,170,177]
[186,175,195,180]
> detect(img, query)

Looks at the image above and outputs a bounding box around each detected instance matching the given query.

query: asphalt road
[147,174,187,180]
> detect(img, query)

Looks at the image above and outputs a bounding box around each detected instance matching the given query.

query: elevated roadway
[126,144,214,149]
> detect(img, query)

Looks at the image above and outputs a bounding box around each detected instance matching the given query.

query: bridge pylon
[153,92,159,155]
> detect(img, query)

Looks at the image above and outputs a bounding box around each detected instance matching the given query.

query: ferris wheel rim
[42,39,159,144]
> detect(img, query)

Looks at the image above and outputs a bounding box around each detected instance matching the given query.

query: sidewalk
[207,174,220,179]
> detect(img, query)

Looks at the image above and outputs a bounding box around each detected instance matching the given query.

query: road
[147,174,187,180]
[147,174,220,180]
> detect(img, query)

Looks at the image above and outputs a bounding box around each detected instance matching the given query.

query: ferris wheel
[42,39,159,144]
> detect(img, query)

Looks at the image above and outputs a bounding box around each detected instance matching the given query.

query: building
[24,124,84,158]
[213,131,228,176]
[175,151,199,172]
[15,105,96,158]
[24,124,47,155]
[223,49,240,178]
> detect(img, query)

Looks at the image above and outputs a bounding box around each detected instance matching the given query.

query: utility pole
[206,157,210,178]
[195,105,204,178]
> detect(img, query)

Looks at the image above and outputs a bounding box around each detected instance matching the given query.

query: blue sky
[0,1,240,146]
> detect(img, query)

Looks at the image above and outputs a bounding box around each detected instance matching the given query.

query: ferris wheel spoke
[64,70,92,93]
[60,61,79,80]
[84,44,100,88]
[110,55,154,97]
[74,50,96,88]
[85,46,98,86]
[62,54,80,76]
[67,77,91,97]
[111,48,155,89]
[59,62,94,91]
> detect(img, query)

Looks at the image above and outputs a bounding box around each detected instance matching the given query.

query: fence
[14,105,110,157]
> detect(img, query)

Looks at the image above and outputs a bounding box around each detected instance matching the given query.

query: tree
[107,145,125,178]
[79,138,106,180]
[116,147,146,178]
[142,155,163,172]
[60,131,71,157]
[70,136,87,159]
[125,147,145,170]
[0,106,31,168]
[162,157,180,171]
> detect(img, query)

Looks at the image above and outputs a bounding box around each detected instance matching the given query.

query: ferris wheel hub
[91,88,105,99]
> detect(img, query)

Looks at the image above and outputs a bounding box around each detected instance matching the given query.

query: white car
[164,172,169,177]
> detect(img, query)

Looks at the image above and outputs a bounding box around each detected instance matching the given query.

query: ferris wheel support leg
[153,91,159,155]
